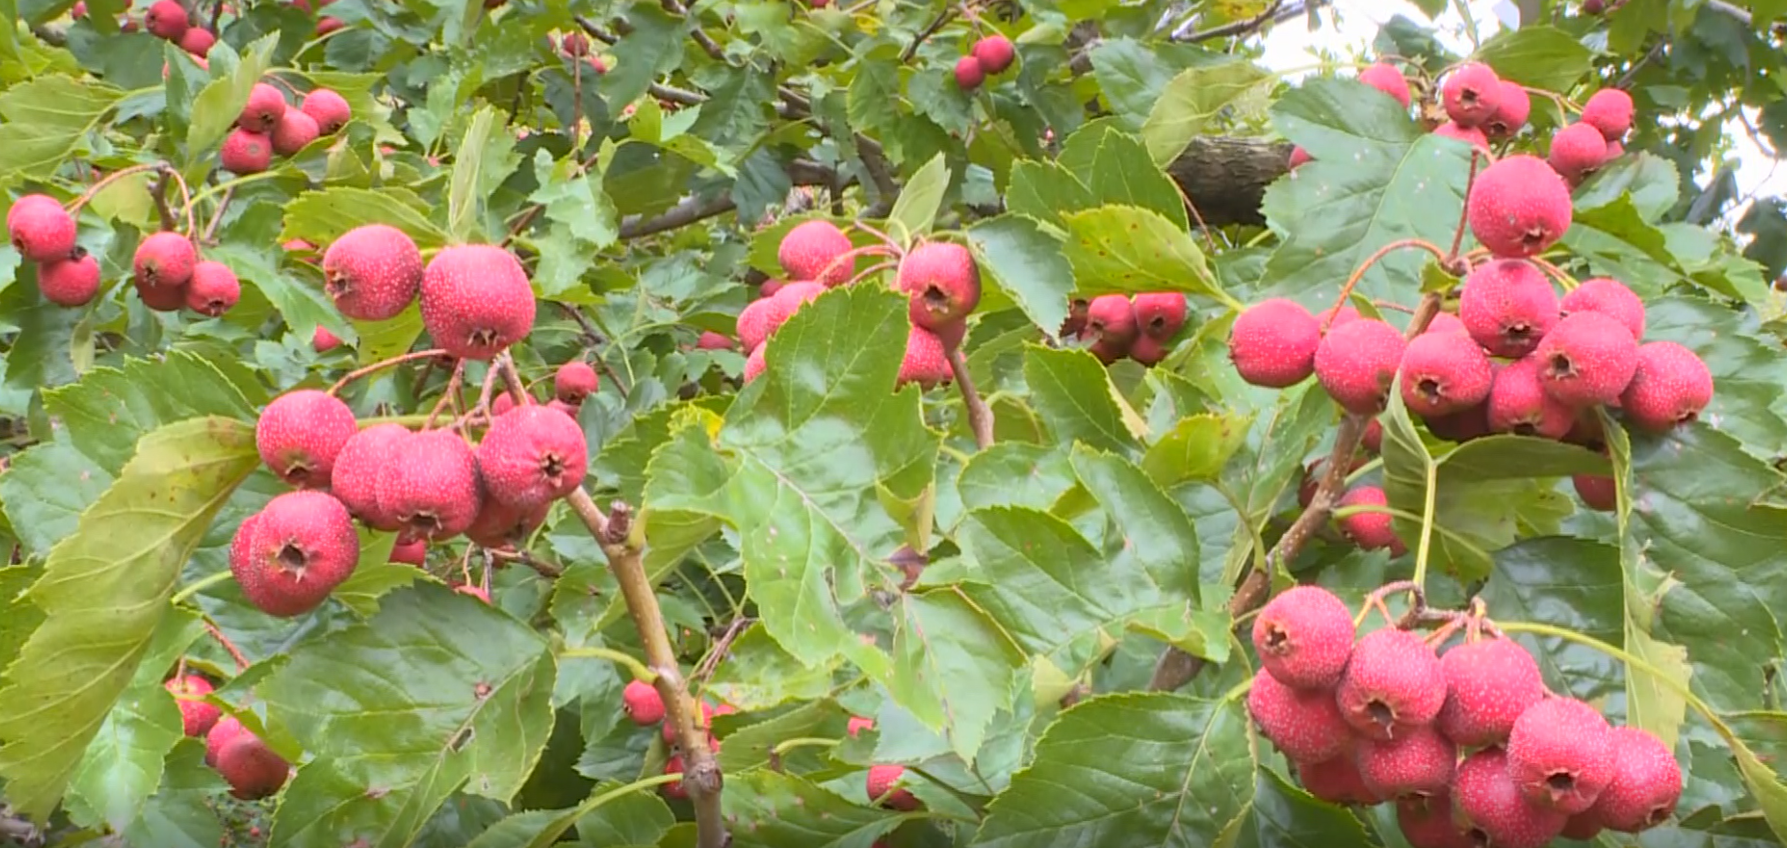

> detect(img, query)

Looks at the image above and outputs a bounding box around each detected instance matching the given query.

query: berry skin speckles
[1618,341,1713,432]
[255,389,358,489]
[1247,671,1354,764]
[1334,627,1446,741]
[7,194,77,262]
[1505,696,1616,815]
[1459,259,1559,358]
[1229,299,1321,388]
[1251,585,1355,690]
[323,224,423,321]
[1398,330,1494,418]
[419,244,536,360]
[1441,62,1503,128]
[1315,319,1406,415]
[1467,155,1573,259]
[1435,637,1545,748]
[1534,311,1640,409]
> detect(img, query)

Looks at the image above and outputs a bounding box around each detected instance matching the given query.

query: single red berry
[134,231,199,290]
[255,389,358,488]
[330,422,411,531]
[1246,671,1353,764]
[1459,259,1559,359]
[1396,791,1474,848]
[232,490,361,617]
[1229,298,1320,388]
[1589,726,1682,832]
[238,82,288,133]
[1315,319,1406,415]
[323,223,424,322]
[216,727,292,800]
[164,675,221,737]
[1467,155,1573,258]
[464,496,549,549]
[1573,474,1617,511]
[376,428,484,541]
[867,764,920,810]
[1453,747,1567,848]
[1251,585,1354,690]
[271,109,321,156]
[38,251,101,307]
[144,0,190,39]
[185,259,240,317]
[1548,122,1609,184]
[898,326,953,389]
[1356,723,1456,799]
[1535,311,1640,408]
[1336,486,1405,554]
[1580,88,1634,142]
[554,361,599,404]
[777,220,854,286]
[301,88,352,134]
[1399,330,1495,418]
[1619,341,1713,432]
[476,404,588,510]
[1441,62,1503,128]
[1432,121,1490,155]
[1435,637,1545,747]
[1484,80,1531,140]
[1335,626,1446,740]
[420,244,536,360]
[1359,61,1412,108]
[953,55,984,90]
[622,679,665,725]
[7,193,77,262]
[1486,356,1575,439]
[1506,697,1616,814]
[1295,755,1383,806]
[1560,277,1645,339]
[971,34,1015,74]
[1132,292,1187,341]
[898,241,981,330]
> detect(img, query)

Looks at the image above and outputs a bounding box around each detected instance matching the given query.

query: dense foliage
[4,0,1787,846]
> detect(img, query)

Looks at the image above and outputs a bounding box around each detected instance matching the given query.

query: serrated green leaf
[706,623,839,711]
[0,74,125,177]
[1230,767,1375,848]
[185,34,276,155]
[966,214,1075,339]
[1005,160,1095,229]
[1477,538,1626,703]
[280,186,449,249]
[1061,205,1219,302]
[0,439,113,555]
[448,105,521,243]
[889,590,1023,764]
[971,693,1253,847]
[722,770,906,848]
[261,583,555,848]
[1475,24,1594,92]
[1574,151,1681,222]
[1142,412,1252,488]
[1070,446,1199,602]
[885,153,950,246]
[0,417,258,817]
[1142,60,1273,166]
[41,351,256,475]
[1022,345,1146,455]
[1085,129,1189,230]
[956,442,1076,513]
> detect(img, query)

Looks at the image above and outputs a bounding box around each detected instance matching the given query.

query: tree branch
[1172,0,1327,42]
[947,347,993,449]
[900,6,957,63]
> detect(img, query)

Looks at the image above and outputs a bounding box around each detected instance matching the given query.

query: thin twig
[661,0,728,62]
[151,174,177,232]
[487,547,565,578]
[329,349,448,396]
[1173,0,1326,42]
[693,617,752,684]
[901,6,958,63]
[203,620,250,671]
[200,186,233,244]
[620,194,737,239]
[946,347,993,449]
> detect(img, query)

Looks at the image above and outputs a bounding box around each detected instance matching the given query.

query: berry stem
[64,162,166,217]
[200,186,233,244]
[169,569,235,605]
[1321,238,1449,330]
[769,736,841,756]
[181,170,284,216]
[424,360,468,429]
[947,347,995,450]
[846,259,898,286]
[160,166,198,237]
[558,646,657,683]
[1527,255,1581,291]
[327,348,450,396]
[810,243,896,288]
[1445,151,1481,266]
[847,221,904,254]
[202,618,250,671]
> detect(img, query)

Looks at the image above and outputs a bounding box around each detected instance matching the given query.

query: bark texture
[1167,136,1292,228]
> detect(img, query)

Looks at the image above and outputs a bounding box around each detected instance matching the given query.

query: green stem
[1412,464,1439,589]
[170,570,233,605]
[1495,620,1732,738]
[182,170,284,216]
[559,646,656,683]
[771,736,841,756]
[357,414,431,429]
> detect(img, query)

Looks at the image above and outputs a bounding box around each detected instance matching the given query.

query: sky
[1249,0,1781,230]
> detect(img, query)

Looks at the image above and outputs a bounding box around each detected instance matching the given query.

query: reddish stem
[1446,151,1480,265]
[1320,239,1449,331]
[328,348,449,396]
[203,620,250,671]
[65,162,166,217]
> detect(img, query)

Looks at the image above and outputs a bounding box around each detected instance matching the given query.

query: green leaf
[885,153,950,246]
[889,590,1023,764]
[1022,345,1146,455]
[1084,128,1189,230]
[261,583,556,848]
[1005,160,1096,228]
[1229,767,1375,848]
[966,214,1075,339]
[1061,205,1219,302]
[465,779,675,848]
[185,34,276,155]
[0,439,114,555]
[706,623,840,711]
[280,186,450,249]
[1069,446,1200,602]
[971,693,1254,847]
[598,5,686,108]
[0,417,258,817]
[1260,79,1471,307]
[1142,60,1273,166]
[448,105,522,243]
[1574,151,1681,222]
[1477,538,1625,703]
[722,770,904,848]
[0,74,126,177]
[42,351,257,475]
[1474,24,1595,91]
[956,442,1077,514]
[1142,412,1252,489]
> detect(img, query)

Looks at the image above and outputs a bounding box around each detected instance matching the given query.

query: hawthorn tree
[3,0,1787,846]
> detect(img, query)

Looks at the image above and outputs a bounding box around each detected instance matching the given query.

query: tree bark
[1167,136,1291,229]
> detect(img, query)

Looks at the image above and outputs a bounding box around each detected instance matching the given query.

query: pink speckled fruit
[1314,319,1407,415]
[743,344,767,383]
[301,88,352,134]
[329,422,410,531]
[953,55,984,90]
[1336,486,1404,555]
[1560,277,1645,339]
[255,389,358,489]
[1484,80,1531,141]
[134,231,198,289]
[737,281,824,350]
[777,219,854,286]
[271,108,320,156]
[475,404,587,510]
[1399,330,1494,418]
[867,764,920,810]
[1435,637,1545,748]
[623,679,665,724]
[144,0,189,39]
[1453,747,1567,848]
[1589,726,1683,832]
[38,252,101,307]
[7,193,77,262]
[215,727,292,800]
[232,490,360,617]
[898,241,981,330]
[1247,671,1353,764]
[220,128,273,174]
[1251,585,1355,690]
[1359,61,1411,108]
[1580,88,1634,142]
[1535,311,1640,408]
[972,34,1015,74]
[1467,155,1573,258]
[164,675,221,737]
[323,224,424,321]
[1441,62,1503,128]
[1357,723,1455,799]
[1335,627,1445,740]
[389,537,426,565]
[1396,792,1474,848]
[1432,121,1490,154]
[464,496,550,549]
[1229,299,1321,388]
[898,325,952,389]
[1486,356,1576,439]
[1547,122,1609,184]
[185,259,241,316]
[1619,341,1712,432]
[420,244,536,360]
[1296,755,1383,806]
[178,25,215,56]
[237,82,287,133]
[1459,259,1559,358]
[376,428,484,541]
[554,361,599,404]
[1506,697,1616,814]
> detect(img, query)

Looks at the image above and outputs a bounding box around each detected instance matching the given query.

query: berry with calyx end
[1133,292,1187,341]
[972,34,1015,74]
[1459,259,1559,358]
[1581,88,1634,142]
[1560,277,1645,339]
[1059,297,1089,337]
[1453,747,1567,848]
[38,251,101,307]
[476,404,588,509]
[1228,298,1320,388]
[622,679,665,725]
[1619,341,1713,432]
[301,88,352,134]
[1357,723,1456,799]
[1441,62,1503,128]
[186,259,241,317]
[271,109,320,156]
[464,496,549,549]
[898,241,981,329]
[867,764,920,810]
[165,675,221,737]
[1336,486,1405,554]
[1399,330,1494,417]
[255,389,357,489]
[1251,585,1354,690]
[238,83,287,133]
[1468,155,1573,258]
[7,194,77,262]
[216,727,292,800]
[777,220,854,286]
[1084,294,1136,348]
[1573,474,1617,511]
[554,361,599,404]
[135,231,199,290]
[1484,80,1531,140]
[953,55,984,89]
[1548,122,1608,184]
[378,428,483,541]
[1360,62,1411,108]
[1335,627,1446,740]
[743,345,766,383]
[1436,637,1545,747]
[1432,121,1490,154]
[1296,755,1382,805]
[220,128,272,174]
[144,0,189,39]
[1590,726,1683,832]
[1425,401,1492,443]
[330,423,409,531]
[1288,146,1312,170]
[1397,792,1474,848]
[899,326,953,389]
[1315,319,1406,415]
[323,224,424,321]
[233,490,360,617]
[420,244,536,360]
[1487,356,1576,439]
[1506,696,1616,814]
[389,538,426,565]
[1535,311,1640,408]
[1246,671,1353,764]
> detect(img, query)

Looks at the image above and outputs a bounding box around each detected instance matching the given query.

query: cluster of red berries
[1247,586,1683,848]
[618,681,741,799]
[222,82,353,176]
[1063,292,1189,365]
[952,34,1015,90]
[322,223,534,360]
[163,674,293,801]
[557,31,608,73]
[139,0,217,61]
[7,195,102,308]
